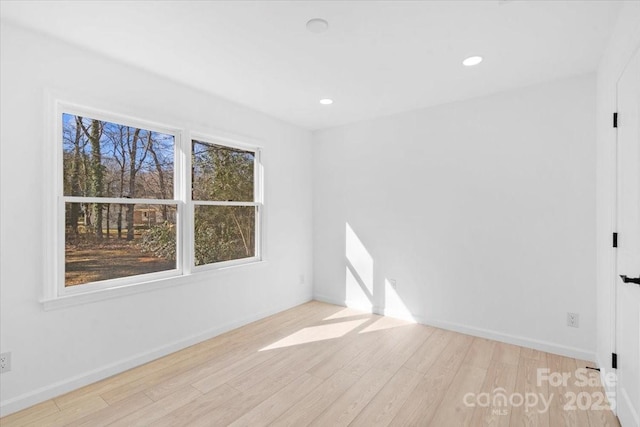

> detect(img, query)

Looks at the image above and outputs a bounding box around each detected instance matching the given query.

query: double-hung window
[191,138,261,268]
[48,102,262,305]
[59,111,180,292]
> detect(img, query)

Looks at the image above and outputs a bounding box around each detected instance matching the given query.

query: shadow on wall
[345,222,414,322]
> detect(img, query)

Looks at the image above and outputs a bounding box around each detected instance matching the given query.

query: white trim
[42,90,58,302]
[182,127,194,275]
[42,260,269,311]
[381,307,417,323]
[613,46,640,427]
[312,294,596,361]
[57,101,183,137]
[43,97,265,306]
[414,315,595,362]
[597,354,619,416]
[192,255,262,272]
[255,147,265,262]
[51,100,183,299]
[314,294,377,314]
[312,293,340,305]
[190,131,263,154]
[0,294,312,417]
[43,273,193,311]
[62,197,179,206]
[189,132,264,269]
[617,387,640,427]
[59,268,180,297]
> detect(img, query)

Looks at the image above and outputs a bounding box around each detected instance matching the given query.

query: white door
[616,46,640,427]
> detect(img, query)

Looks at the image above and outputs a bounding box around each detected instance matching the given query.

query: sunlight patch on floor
[359,315,414,334]
[259,318,369,351]
[323,307,368,320]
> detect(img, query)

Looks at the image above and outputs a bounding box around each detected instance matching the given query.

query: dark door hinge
[612,353,617,369]
[613,232,618,248]
[613,112,618,128]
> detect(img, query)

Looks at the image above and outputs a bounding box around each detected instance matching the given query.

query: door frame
[611,44,640,423]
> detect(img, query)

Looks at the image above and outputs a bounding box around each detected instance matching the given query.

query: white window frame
[42,99,264,309]
[188,132,263,273]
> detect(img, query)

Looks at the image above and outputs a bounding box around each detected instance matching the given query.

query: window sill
[41,259,268,311]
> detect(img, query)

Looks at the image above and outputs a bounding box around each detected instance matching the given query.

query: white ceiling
[0,1,622,130]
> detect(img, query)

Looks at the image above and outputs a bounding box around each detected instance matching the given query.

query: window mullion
[63,196,178,206]
[180,132,191,275]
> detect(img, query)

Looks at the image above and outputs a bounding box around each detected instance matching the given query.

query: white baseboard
[596,353,640,426]
[381,308,418,323]
[414,315,595,361]
[312,293,595,361]
[617,386,640,427]
[0,294,312,417]
[314,294,352,309]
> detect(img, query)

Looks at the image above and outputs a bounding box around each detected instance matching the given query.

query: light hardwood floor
[0,301,620,426]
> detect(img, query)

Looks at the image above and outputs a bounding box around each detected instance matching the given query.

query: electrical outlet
[0,352,11,373]
[388,279,397,289]
[299,274,305,285]
[567,313,579,328]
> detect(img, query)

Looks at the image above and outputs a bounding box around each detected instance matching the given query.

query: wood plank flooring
[0,301,620,426]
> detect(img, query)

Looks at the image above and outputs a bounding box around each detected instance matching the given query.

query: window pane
[65,203,177,286]
[192,140,254,201]
[194,205,256,266]
[62,113,174,199]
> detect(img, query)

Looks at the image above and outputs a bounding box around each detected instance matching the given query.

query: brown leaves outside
[65,237,175,287]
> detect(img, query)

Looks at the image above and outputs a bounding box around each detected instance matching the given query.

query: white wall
[595,1,640,398]
[313,73,597,360]
[0,22,313,415]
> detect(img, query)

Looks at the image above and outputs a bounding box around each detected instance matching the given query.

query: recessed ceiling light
[319,98,333,105]
[463,56,483,67]
[307,18,329,33]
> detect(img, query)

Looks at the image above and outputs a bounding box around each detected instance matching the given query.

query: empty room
[0,0,639,426]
